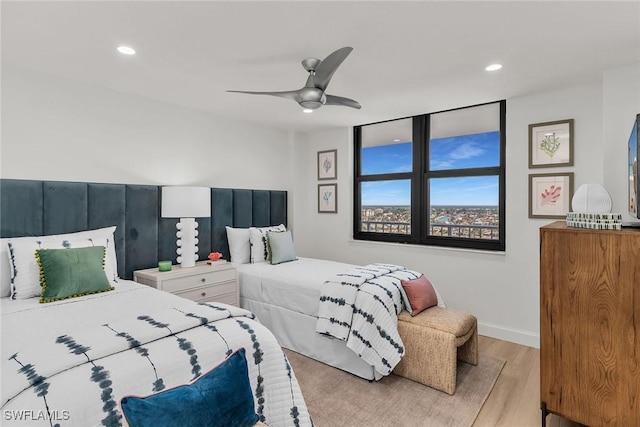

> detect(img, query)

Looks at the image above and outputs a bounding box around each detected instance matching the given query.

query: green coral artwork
[539,132,561,157]
[528,119,573,168]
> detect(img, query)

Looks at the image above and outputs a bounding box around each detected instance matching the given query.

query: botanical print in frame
[529,172,574,219]
[529,119,574,168]
[318,183,337,213]
[317,149,337,180]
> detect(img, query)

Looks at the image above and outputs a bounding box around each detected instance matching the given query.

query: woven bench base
[393,307,478,395]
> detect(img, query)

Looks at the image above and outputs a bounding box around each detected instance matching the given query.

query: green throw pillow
[268,230,297,265]
[36,246,114,303]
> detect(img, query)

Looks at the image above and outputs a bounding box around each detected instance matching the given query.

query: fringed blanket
[315,264,421,376]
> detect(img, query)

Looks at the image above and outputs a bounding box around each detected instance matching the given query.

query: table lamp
[161,186,211,268]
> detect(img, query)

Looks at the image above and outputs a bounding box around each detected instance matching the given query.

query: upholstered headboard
[0,179,287,279]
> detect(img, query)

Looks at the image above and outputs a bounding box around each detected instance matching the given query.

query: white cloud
[449,142,485,160]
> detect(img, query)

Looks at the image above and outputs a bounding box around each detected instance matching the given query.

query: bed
[1,280,311,427]
[0,179,311,427]
[236,257,382,380]
[234,253,445,382]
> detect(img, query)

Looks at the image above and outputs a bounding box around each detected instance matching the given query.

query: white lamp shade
[162,186,211,218]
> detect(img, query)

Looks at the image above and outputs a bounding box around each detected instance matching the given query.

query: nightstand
[133,261,239,306]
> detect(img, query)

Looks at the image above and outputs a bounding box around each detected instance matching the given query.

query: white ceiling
[2,1,639,133]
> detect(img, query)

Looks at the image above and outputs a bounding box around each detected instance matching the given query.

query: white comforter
[1,280,311,427]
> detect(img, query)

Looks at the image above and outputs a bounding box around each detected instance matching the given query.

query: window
[354,101,506,251]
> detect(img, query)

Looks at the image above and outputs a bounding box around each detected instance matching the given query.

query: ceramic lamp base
[176,217,199,268]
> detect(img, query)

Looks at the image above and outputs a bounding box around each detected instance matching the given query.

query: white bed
[1,279,312,427]
[236,256,447,381]
[236,257,394,381]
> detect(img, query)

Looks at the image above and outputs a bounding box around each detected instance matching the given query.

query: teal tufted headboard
[0,179,287,279]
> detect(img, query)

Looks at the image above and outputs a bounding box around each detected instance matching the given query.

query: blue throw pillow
[120,348,258,427]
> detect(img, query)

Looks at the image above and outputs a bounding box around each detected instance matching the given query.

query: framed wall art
[529,119,574,168]
[529,172,574,219]
[318,183,337,213]
[317,149,337,180]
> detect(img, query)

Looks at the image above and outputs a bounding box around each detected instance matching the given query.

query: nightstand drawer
[202,291,237,306]
[175,281,236,302]
[163,269,236,293]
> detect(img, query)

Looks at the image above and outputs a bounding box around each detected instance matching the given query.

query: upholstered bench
[393,307,478,395]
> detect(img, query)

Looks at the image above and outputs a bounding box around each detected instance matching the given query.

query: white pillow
[225,226,251,264]
[1,238,11,297]
[248,224,286,263]
[5,226,118,300]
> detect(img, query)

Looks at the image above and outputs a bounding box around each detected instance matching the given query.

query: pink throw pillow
[401,275,438,316]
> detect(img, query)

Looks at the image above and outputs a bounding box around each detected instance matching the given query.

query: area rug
[285,350,506,427]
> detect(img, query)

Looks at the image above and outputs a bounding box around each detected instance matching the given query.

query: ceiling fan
[227,46,361,110]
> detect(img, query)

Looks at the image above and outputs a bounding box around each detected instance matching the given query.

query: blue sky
[362,131,500,206]
[361,142,412,174]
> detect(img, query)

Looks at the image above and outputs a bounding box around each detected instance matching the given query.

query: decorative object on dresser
[134,261,238,306]
[161,186,211,268]
[157,260,172,271]
[539,221,640,427]
[208,251,223,261]
[571,183,613,212]
[567,183,622,229]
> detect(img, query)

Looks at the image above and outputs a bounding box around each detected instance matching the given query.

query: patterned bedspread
[1,281,311,427]
[315,264,420,376]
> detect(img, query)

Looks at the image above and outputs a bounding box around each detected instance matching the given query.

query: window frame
[353,100,506,251]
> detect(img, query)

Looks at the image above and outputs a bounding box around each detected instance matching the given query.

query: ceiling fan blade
[313,47,353,91]
[226,90,301,102]
[325,94,361,109]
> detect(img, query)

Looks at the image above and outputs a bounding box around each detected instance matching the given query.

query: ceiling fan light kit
[228,46,361,111]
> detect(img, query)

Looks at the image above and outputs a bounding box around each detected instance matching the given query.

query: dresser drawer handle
[200,278,206,283]
[201,292,206,297]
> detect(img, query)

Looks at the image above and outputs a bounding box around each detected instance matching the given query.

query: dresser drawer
[200,291,237,306]
[163,268,236,293]
[175,281,236,302]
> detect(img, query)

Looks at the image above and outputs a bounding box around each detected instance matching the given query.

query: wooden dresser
[540,221,640,426]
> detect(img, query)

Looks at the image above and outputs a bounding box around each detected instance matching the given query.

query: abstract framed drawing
[318,183,337,213]
[529,172,574,219]
[317,149,337,180]
[528,119,574,168]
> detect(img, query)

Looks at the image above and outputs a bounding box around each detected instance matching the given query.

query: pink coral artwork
[529,173,574,219]
[540,185,562,206]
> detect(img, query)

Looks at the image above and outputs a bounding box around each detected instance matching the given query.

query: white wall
[603,64,640,223]
[293,73,639,348]
[1,67,294,192]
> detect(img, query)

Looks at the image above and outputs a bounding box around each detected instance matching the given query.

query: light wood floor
[473,335,584,427]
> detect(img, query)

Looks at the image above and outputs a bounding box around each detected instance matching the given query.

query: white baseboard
[478,321,540,349]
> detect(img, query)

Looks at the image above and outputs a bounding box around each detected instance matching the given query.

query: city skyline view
[360,205,500,239]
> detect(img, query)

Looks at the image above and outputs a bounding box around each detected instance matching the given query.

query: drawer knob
[201,292,206,297]
[200,278,206,283]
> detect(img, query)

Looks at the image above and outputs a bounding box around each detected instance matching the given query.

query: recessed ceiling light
[302,109,313,114]
[485,63,502,71]
[393,139,401,142]
[117,45,136,55]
